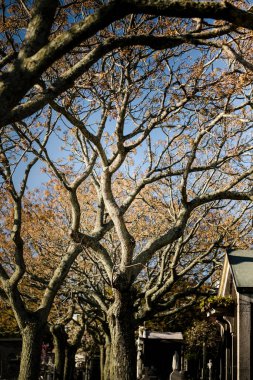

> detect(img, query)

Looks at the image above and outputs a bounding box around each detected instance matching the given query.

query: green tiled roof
[228,249,253,293]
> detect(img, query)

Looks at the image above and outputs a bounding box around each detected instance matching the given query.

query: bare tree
[44,45,253,378]
[1,1,253,126]
[0,11,253,380]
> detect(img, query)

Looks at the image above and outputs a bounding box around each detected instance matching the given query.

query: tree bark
[18,321,44,380]
[64,344,77,380]
[103,336,111,380]
[107,289,136,380]
[100,344,105,380]
[51,325,68,380]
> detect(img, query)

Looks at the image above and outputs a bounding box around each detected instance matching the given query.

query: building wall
[236,293,253,380]
[219,262,253,380]
[0,338,21,379]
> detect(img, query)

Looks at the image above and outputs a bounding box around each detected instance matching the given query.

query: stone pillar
[237,294,251,380]
[137,327,145,379]
[225,326,231,380]
[223,315,236,380]
[231,332,236,380]
[222,318,233,380]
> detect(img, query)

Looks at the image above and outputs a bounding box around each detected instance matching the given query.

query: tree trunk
[100,344,105,380]
[64,344,77,380]
[18,321,44,380]
[103,336,111,380]
[51,325,68,380]
[107,289,136,380]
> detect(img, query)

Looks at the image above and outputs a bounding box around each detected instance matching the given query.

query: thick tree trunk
[100,344,105,380]
[18,322,44,380]
[51,325,68,380]
[107,289,136,380]
[103,336,111,380]
[64,345,77,380]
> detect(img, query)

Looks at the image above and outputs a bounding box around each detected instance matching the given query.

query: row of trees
[0,1,253,380]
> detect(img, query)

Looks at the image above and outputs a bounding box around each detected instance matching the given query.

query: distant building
[218,249,253,380]
[0,335,21,379]
[137,328,185,380]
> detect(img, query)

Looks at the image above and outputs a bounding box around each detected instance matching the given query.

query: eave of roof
[143,331,183,341]
[227,249,253,293]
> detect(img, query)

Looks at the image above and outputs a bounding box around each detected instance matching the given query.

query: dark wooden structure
[0,335,21,379]
[137,329,185,380]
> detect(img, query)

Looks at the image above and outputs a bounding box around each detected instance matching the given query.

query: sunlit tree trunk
[107,289,136,380]
[18,322,44,380]
[51,325,68,380]
[103,335,111,380]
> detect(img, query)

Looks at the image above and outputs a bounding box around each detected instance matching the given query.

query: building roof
[227,249,253,293]
[146,332,183,341]
[140,330,183,341]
